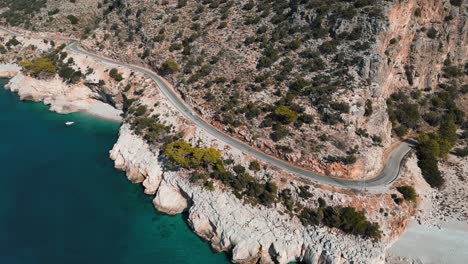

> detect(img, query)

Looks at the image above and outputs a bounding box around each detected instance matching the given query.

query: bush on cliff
[20,57,57,78]
[109,68,124,81]
[300,206,381,240]
[396,186,417,202]
[164,140,222,170]
[274,106,298,124]
[160,60,180,74]
[58,66,82,84]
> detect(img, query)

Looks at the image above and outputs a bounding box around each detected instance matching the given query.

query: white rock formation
[110,125,162,187]
[4,72,122,121]
[110,124,387,264]
[153,179,189,215]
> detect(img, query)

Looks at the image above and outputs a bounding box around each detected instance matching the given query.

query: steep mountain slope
[83,0,393,179]
[2,0,466,180]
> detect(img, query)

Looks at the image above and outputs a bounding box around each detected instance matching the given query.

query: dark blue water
[0,79,228,264]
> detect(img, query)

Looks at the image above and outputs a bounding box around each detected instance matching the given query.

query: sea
[0,79,228,264]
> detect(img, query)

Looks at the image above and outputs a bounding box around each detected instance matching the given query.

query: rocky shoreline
[0,32,411,263]
[0,64,122,122]
[110,125,387,263]
[1,63,393,263]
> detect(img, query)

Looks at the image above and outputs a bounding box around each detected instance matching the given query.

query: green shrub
[274,106,298,124]
[204,180,215,191]
[317,197,326,208]
[396,186,417,202]
[133,105,147,116]
[67,15,79,25]
[395,103,420,128]
[177,0,187,8]
[170,15,179,23]
[243,1,255,10]
[330,102,350,114]
[427,27,437,39]
[20,57,56,78]
[393,125,408,138]
[318,40,337,54]
[298,186,313,199]
[270,127,289,142]
[58,66,82,83]
[364,99,373,116]
[300,207,323,226]
[109,68,123,81]
[164,141,222,169]
[257,45,279,68]
[191,172,208,183]
[160,60,180,74]
[48,8,60,16]
[249,161,261,171]
[453,147,468,157]
[414,7,421,17]
[233,164,246,174]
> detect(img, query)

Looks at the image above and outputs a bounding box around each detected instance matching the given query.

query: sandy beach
[81,100,123,123]
[387,219,468,264]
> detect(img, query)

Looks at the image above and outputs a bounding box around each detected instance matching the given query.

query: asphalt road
[1,27,413,190]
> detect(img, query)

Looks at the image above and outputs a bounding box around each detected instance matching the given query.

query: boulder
[153,181,188,215]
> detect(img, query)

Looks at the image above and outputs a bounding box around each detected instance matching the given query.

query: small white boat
[65,121,75,126]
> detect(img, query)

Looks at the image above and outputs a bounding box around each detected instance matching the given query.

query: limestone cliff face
[377,0,467,94]
[354,0,467,179]
[110,125,387,264]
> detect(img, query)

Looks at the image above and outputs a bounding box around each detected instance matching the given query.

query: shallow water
[0,79,228,263]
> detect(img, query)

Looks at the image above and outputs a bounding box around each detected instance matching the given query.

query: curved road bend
[1,28,412,190]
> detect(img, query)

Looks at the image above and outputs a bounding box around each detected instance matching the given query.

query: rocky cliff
[378,0,467,94]
[110,124,388,264]
[2,1,464,262]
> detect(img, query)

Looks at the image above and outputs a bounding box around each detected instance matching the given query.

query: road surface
[0,27,412,190]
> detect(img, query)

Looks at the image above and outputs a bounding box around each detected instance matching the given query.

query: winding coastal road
[1,27,412,190]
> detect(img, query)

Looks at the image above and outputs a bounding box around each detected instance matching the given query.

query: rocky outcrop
[4,73,122,121]
[110,125,162,186]
[110,124,388,264]
[153,180,189,215]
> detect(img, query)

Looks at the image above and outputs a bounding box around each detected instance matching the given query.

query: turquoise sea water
[0,79,228,264]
